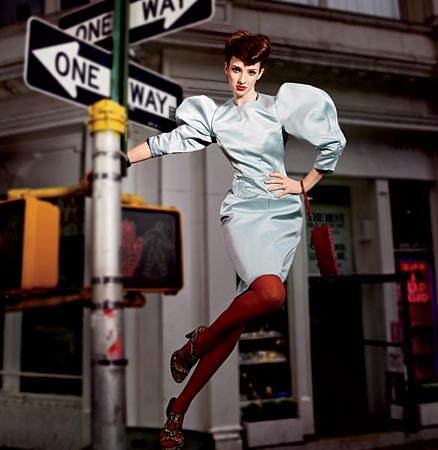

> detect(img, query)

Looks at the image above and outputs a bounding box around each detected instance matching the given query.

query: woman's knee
[251,275,286,311]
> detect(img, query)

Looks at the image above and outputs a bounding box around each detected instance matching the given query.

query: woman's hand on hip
[265,173,301,198]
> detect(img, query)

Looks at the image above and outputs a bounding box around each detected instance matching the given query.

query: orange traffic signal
[0,196,60,292]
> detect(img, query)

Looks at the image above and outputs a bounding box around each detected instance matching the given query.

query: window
[390,181,432,250]
[327,0,400,19]
[287,0,319,5]
[0,0,89,27]
[285,0,401,19]
[20,304,83,396]
[390,181,438,386]
[61,0,89,10]
[0,0,43,26]
[0,192,85,397]
[304,185,353,276]
[0,308,4,390]
[16,193,85,396]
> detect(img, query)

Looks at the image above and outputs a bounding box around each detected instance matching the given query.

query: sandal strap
[188,326,207,360]
[161,399,185,444]
[170,326,207,384]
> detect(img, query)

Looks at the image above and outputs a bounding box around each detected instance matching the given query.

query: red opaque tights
[172,274,286,413]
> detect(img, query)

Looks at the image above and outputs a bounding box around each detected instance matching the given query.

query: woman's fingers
[265,173,284,190]
[265,173,300,196]
[266,174,286,192]
[267,185,284,191]
[266,172,283,180]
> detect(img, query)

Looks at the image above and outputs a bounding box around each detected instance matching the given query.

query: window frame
[278,0,401,20]
[0,307,89,400]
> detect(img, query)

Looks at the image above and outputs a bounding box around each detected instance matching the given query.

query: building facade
[0,0,438,449]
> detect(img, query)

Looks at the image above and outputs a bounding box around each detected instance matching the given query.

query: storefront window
[390,181,438,393]
[20,304,83,396]
[239,281,296,427]
[239,304,293,403]
[304,185,353,276]
[306,185,365,435]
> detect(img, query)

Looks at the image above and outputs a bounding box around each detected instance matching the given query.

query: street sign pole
[89,1,129,449]
[112,0,129,175]
[111,0,129,106]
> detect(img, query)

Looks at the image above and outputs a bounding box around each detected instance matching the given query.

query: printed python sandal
[170,326,207,383]
[159,398,184,450]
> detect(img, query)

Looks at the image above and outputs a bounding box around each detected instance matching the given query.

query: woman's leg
[172,323,246,413]
[170,274,285,413]
[195,274,285,357]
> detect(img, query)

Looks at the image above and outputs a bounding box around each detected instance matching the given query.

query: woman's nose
[238,73,246,84]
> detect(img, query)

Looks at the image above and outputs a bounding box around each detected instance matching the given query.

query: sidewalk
[256,430,438,450]
[377,442,438,449]
[2,430,438,450]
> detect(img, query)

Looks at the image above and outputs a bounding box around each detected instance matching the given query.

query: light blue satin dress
[149,83,346,296]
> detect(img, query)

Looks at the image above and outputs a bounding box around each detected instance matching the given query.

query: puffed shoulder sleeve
[148,96,217,158]
[275,83,346,173]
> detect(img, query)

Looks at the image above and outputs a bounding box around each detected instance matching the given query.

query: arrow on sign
[31,41,172,119]
[130,0,198,30]
[59,0,214,49]
[32,42,111,98]
[25,17,183,131]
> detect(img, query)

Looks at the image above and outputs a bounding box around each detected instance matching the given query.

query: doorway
[309,278,368,435]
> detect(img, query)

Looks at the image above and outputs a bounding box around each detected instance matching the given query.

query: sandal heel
[170,326,207,383]
[159,398,184,449]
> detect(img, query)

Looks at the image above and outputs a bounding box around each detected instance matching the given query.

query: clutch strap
[300,180,314,223]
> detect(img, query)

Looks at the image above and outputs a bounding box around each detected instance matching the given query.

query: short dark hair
[225,31,271,68]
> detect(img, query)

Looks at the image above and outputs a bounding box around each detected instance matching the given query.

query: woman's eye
[232,68,240,73]
[249,71,257,76]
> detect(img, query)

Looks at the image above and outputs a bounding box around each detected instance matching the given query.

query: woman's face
[224,56,264,102]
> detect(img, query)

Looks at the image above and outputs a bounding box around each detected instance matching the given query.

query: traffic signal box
[0,196,60,292]
[5,187,183,295]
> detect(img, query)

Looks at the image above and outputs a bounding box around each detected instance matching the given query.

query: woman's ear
[257,68,264,80]
[224,62,229,75]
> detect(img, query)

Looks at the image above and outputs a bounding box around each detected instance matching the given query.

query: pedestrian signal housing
[121,204,183,294]
[0,196,60,291]
[6,187,183,295]
[8,187,86,290]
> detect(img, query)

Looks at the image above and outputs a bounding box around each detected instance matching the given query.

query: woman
[128,31,346,449]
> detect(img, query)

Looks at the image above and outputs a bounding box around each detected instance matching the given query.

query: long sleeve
[148,96,217,158]
[275,83,346,173]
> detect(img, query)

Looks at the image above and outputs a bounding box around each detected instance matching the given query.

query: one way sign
[59,0,214,50]
[24,17,182,132]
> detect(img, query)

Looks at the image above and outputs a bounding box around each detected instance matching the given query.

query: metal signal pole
[88,1,130,449]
